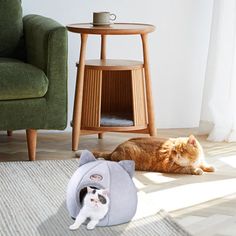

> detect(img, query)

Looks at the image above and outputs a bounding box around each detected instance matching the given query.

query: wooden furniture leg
[98,35,107,140]
[26,129,37,161]
[72,34,88,151]
[141,34,157,136]
[100,34,107,59]
[7,130,13,136]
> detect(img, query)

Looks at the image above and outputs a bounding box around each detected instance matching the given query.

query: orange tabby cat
[88,135,215,175]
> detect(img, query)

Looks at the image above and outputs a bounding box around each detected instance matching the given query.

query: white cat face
[84,187,109,209]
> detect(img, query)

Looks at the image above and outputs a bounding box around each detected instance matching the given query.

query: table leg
[98,35,107,140]
[72,34,88,151]
[141,34,157,136]
[100,35,107,59]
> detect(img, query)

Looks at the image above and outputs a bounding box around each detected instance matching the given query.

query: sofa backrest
[0,0,23,58]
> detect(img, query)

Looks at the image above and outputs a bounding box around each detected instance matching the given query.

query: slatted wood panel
[132,69,147,126]
[81,69,102,128]
[81,67,148,129]
[101,70,133,114]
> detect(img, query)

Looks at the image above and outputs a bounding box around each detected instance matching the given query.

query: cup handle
[110,13,116,21]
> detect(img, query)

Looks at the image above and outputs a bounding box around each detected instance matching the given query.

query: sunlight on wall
[22,0,214,129]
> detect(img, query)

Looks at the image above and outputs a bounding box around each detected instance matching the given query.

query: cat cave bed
[66,150,138,226]
[79,62,148,132]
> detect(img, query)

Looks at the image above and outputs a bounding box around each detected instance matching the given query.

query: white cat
[69,187,109,230]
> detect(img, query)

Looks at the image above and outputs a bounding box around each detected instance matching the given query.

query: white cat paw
[194,168,204,175]
[87,221,98,230]
[87,224,95,230]
[69,224,79,230]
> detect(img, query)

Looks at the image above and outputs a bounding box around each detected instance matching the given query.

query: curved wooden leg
[141,34,157,136]
[7,130,13,136]
[72,34,88,151]
[26,129,37,161]
[98,133,104,139]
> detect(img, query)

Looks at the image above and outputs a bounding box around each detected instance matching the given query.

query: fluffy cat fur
[77,135,215,175]
[69,187,109,230]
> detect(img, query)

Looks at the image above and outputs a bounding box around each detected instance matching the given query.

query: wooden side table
[67,23,157,151]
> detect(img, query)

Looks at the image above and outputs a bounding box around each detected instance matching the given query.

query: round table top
[66,23,155,35]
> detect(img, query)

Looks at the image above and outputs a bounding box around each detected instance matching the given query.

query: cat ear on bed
[119,160,135,178]
[79,150,96,167]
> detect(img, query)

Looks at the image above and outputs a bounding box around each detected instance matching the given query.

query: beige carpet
[0,160,191,236]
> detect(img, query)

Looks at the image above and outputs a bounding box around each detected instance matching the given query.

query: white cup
[93,12,116,26]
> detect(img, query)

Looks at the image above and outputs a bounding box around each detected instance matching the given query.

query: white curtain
[201,0,236,142]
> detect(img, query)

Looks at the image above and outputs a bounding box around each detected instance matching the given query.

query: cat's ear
[119,160,135,178]
[79,150,96,167]
[102,189,109,196]
[188,135,197,146]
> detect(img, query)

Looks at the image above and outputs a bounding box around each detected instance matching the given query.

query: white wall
[22,0,213,130]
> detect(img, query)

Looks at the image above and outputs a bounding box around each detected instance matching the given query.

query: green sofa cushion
[0,58,49,100]
[0,0,23,57]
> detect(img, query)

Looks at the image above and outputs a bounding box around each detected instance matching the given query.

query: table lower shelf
[72,113,148,132]
[81,125,148,132]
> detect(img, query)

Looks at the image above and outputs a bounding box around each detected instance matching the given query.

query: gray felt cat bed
[66,150,138,226]
[100,113,134,127]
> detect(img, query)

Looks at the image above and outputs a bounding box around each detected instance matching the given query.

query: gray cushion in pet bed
[100,113,134,127]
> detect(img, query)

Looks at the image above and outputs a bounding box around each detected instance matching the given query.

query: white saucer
[91,22,112,27]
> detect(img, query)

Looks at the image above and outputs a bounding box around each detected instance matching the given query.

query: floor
[0,129,236,236]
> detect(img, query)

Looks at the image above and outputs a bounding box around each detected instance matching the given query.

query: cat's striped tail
[75,150,111,160]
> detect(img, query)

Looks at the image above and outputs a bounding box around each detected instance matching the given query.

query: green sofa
[0,0,68,160]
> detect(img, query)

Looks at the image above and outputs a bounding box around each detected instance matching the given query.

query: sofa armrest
[23,14,68,129]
